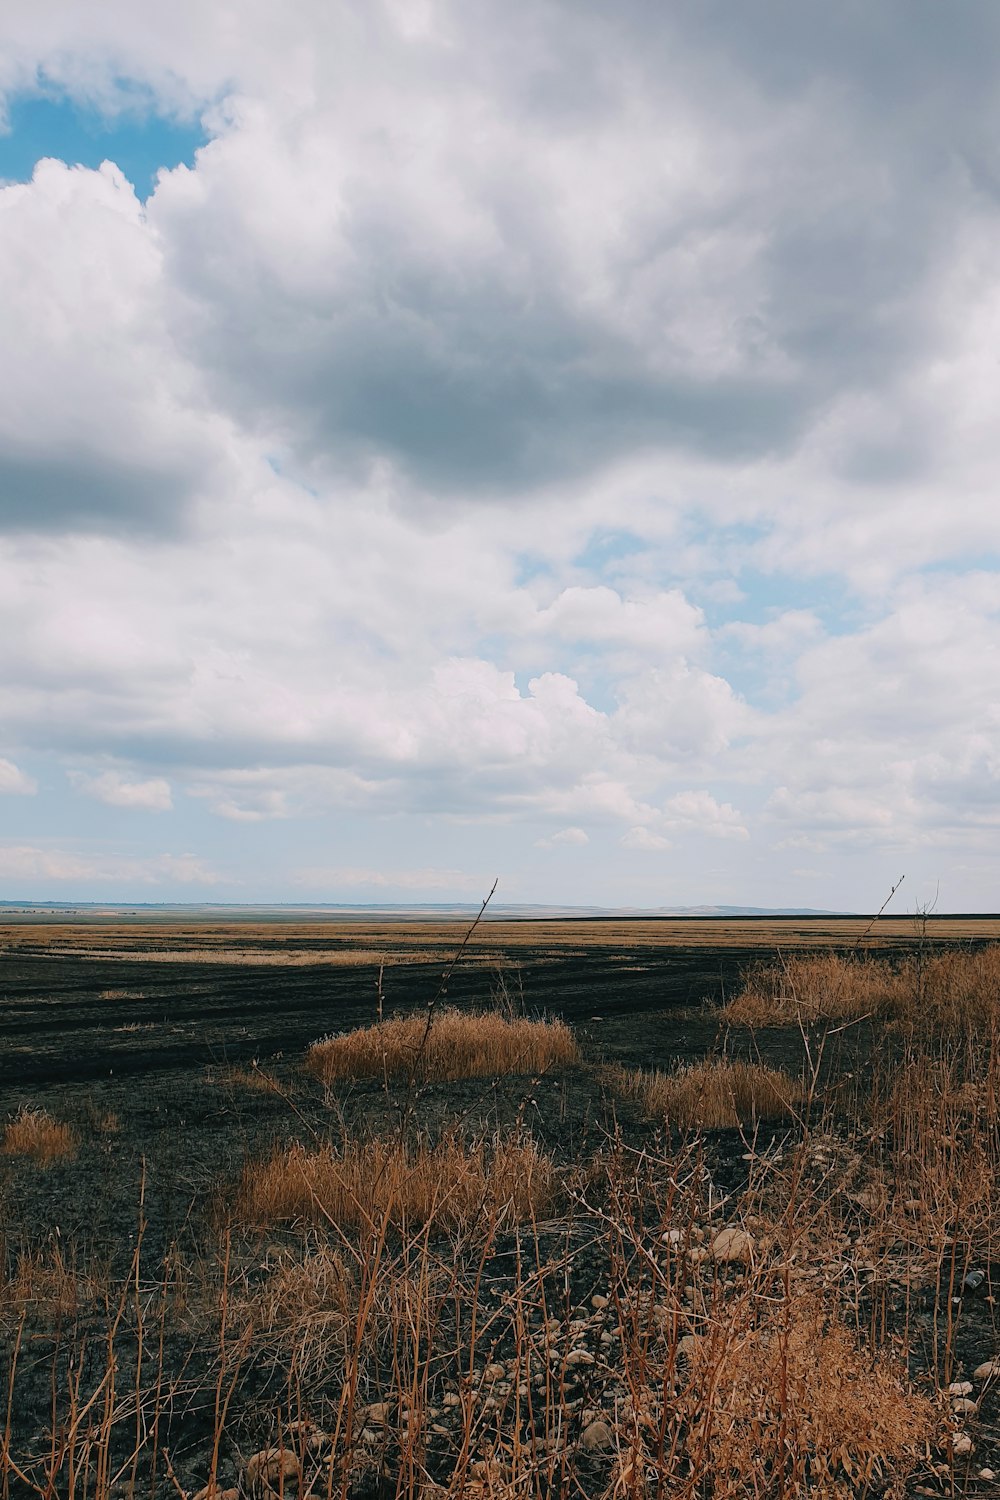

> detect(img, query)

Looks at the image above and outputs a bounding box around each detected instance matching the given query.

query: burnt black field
[4,916,1000,1497]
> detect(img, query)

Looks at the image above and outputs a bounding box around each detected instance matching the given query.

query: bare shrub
[610,1058,804,1130]
[306,1008,580,1085]
[1,1106,77,1164]
[234,1132,557,1233]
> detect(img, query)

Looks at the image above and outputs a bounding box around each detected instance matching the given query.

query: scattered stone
[442,1391,461,1407]
[591,1293,609,1309]
[676,1334,701,1357]
[948,1381,974,1397]
[979,1468,996,1481]
[711,1227,754,1263]
[565,1348,595,1367]
[194,1486,239,1500]
[953,1434,974,1457]
[581,1419,613,1452]
[362,1402,391,1427]
[244,1449,300,1497]
[974,1361,1000,1382]
[483,1363,506,1382]
[952,1398,978,1416]
[661,1229,683,1247]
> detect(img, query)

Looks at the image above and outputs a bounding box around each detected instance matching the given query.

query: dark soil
[3,933,999,1497]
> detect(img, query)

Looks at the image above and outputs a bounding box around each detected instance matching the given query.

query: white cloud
[664,790,750,841]
[0,845,218,883]
[71,769,173,811]
[534,826,589,849]
[0,756,35,794]
[621,826,672,851]
[0,6,1000,905]
[294,865,484,893]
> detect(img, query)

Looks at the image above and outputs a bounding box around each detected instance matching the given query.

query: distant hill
[0,899,844,919]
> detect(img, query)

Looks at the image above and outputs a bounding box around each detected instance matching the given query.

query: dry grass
[234,1132,557,1233]
[1,1106,77,1164]
[306,1007,581,1085]
[213,1063,285,1095]
[609,1057,804,1130]
[0,1245,93,1322]
[723,944,1000,1032]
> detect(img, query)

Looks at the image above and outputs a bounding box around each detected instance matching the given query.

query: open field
[4,916,1000,1499]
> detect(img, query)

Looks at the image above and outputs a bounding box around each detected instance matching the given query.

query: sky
[0,1,999,912]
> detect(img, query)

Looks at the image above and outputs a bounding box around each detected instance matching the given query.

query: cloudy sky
[0,1,998,911]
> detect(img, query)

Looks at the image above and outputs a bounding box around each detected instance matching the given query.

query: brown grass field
[5,916,1000,1499]
[5,912,1000,965]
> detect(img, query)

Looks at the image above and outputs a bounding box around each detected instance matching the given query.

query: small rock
[711,1227,754,1263]
[979,1468,997,1481]
[244,1450,300,1497]
[581,1419,613,1452]
[974,1360,999,1382]
[676,1334,701,1357]
[442,1391,461,1407]
[687,1247,710,1265]
[483,1363,506,1382]
[591,1294,609,1310]
[661,1229,683,1247]
[953,1433,974,1457]
[194,1487,239,1500]
[952,1398,978,1416]
[948,1381,974,1397]
[565,1348,595,1367]
[362,1401,391,1427]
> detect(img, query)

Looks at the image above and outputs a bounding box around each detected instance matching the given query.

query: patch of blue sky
[704,564,862,635]
[0,89,207,200]
[512,551,556,589]
[572,528,647,575]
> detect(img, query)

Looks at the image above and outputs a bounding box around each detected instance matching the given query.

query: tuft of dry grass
[306,1007,581,1085]
[723,944,1000,1032]
[722,952,897,1026]
[234,1132,557,1233]
[0,1245,93,1322]
[609,1057,804,1130]
[1,1106,77,1164]
[213,1063,285,1095]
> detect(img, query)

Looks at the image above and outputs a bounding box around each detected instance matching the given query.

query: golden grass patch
[234,1133,557,1233]
[1,1106,77,1164]
[609,1057,804,1130]
[724,944,1000,1032]
[306,1007,581,1085]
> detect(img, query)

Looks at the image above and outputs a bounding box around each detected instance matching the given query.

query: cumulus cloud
[0,757,36,794]
[71,769,173,811]
[1,3,1000,904]
[534,826,589,849]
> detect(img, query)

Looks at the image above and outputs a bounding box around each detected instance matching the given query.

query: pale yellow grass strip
[307,1007,581,1084]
